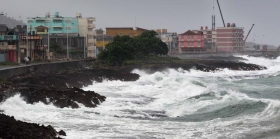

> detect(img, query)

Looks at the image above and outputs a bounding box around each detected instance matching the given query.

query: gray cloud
[0,0,279,46]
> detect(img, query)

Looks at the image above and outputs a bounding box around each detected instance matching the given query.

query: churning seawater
[1,56,280,139]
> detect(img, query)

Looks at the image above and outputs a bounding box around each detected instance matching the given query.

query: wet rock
[58,130,66,136]
[0,113,61,139]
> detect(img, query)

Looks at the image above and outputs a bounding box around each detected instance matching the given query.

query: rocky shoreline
[0,58,266,138]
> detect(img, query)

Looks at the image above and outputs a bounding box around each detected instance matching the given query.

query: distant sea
[1,56,280,139]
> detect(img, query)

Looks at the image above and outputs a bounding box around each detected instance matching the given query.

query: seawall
[170,51,279,59]
[0,60,94,80]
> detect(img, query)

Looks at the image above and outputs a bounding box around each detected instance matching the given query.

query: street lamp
[26,25,28,58]
[67,26,69,60]
[103,33,104,50]
[45,20,50,62]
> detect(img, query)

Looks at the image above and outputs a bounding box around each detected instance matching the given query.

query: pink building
[216,23,244,52]
[178,30,205,53]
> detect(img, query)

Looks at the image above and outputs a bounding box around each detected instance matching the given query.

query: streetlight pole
[47,21,50,62]
[26,24,28,58]
[84,26,86,58]
[103,33,104,50]
[67,27,69,60]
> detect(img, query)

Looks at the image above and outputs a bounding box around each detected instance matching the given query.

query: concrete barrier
[0,60,94,80]
[169,51,269,59]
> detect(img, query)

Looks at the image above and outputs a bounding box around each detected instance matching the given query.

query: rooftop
[180,30,203,35]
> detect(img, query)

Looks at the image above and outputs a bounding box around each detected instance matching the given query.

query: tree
[133,31,168,58]
[97,31,169,65]
[98,35,134,65]
[50,42,65,53]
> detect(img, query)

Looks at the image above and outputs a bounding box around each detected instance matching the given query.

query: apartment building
[216,23,244,52]
[27,12,96,58]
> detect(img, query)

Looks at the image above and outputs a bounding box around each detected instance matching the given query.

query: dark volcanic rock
[122,60,266,73]
[0,113,61,139]
[58,130,66,136]
[13,85,106,109]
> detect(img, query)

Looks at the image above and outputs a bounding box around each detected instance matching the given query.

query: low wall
[169,51,276,59]
[0,60,94,80]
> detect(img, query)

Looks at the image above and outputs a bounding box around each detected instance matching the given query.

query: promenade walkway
[0,58,93,71]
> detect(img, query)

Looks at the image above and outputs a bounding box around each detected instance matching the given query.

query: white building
[76,13,96,58]
[156,29,178,54]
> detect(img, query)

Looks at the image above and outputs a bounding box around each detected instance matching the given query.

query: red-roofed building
[178,30,205,53]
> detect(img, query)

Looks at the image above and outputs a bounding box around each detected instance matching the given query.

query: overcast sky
[0,0,279,46]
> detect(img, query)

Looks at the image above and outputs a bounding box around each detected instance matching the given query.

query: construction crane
[243,24,255,46]
[217,0,225,27]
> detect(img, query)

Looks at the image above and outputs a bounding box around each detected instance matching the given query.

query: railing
[87,46,95,50]
[88,24,95,28]
[0,45,17,50]
[88,31,94,35]
[87,38,94,43]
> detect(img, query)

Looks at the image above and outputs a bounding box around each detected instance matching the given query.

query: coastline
[0,57,267,138]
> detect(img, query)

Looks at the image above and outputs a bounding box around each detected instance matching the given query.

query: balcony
[7,45,17,50]
[87,46,95,50]
[87,38,94,43]
[0,45,17,50]
[88,31,94,35]
[0,35,19,41]
[88,24,95,28]
[87,17,96,22]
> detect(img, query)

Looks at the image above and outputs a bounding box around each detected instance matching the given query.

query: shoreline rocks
[0,58,267,138]
[0,113,64,139]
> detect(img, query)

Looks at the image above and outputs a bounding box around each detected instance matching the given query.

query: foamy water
[1,56,280,139]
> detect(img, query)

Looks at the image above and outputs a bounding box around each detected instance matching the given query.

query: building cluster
[0,12,96,63]
[178,23,244,53]
[0,11,248,63]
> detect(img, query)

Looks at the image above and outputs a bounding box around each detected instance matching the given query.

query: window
[181,35,184,40]
[28,20,33,23]
[53,20,62,23]
[66,20,71,23]
[188,42,190,46]
[66,27,71,30]
[53,27,62,31]
[198,35,200,39]
[187,35,190,39]
[191,35,194,39]
[191,42,194,46]
[37,28,45,32]
[36,20,44,23]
